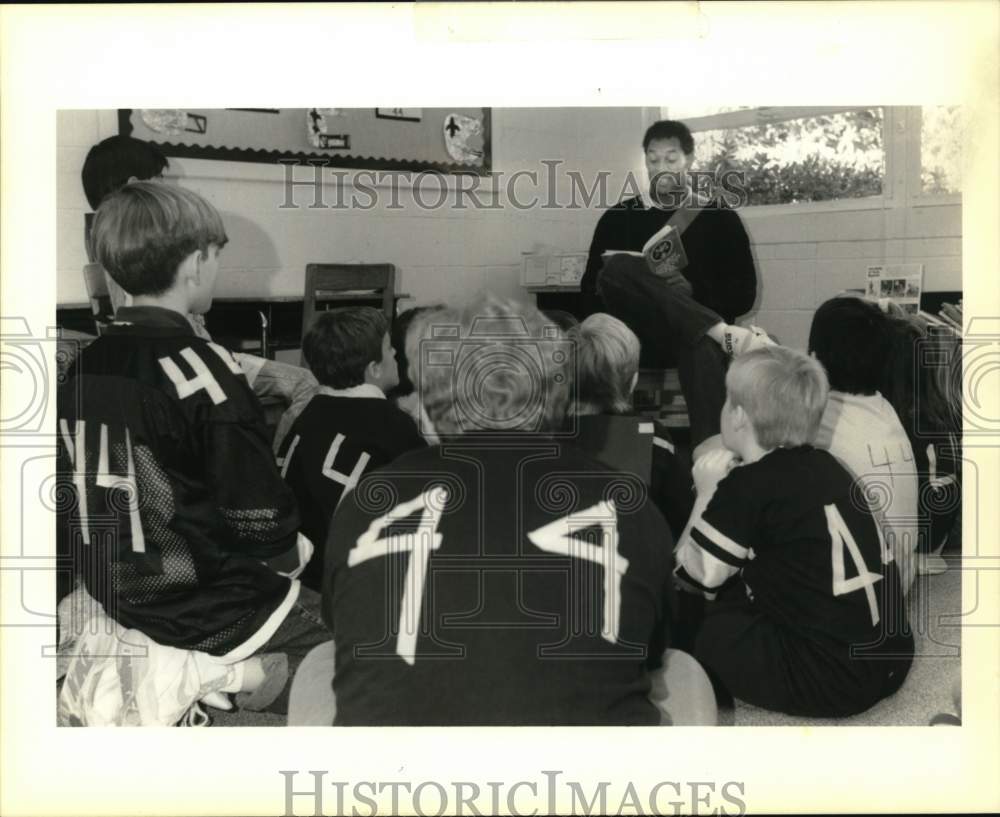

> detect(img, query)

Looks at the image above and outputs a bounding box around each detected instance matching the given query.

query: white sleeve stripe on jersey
[675,535,740,592]
[690,527,746,568]
[277,434,301,478]
[692,517,749,561]
[652,436,675,454]
[674,565,719,601]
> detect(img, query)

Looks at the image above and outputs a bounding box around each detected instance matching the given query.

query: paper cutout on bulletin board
[443,113,484,164]
[141,110,207,136]
[307,109,350,150]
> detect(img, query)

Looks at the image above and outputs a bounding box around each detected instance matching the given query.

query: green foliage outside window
[695,109,885,205]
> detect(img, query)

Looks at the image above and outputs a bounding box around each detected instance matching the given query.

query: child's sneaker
[720,324,776,357]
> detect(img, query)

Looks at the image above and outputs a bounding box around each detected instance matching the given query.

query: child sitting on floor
[675,346,914,717]
[277,307,427,591]
[808,296,920,593]
[567,313,694,540]
[57,182,329,719]
[879,308,963,576]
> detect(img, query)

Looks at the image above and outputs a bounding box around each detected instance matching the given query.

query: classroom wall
[56,107,647,309]
[743,203,962,350]
[57,108,962,351]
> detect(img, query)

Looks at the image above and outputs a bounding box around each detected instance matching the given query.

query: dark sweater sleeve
[694,209,758,323]
[582,209,615,295]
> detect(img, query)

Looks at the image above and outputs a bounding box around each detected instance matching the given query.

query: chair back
[301,264,396,349]
[82,263,115,335]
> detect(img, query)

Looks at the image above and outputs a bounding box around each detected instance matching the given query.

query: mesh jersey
[56,306,300,658]
[323,438,677,725]
[276,393,426,589]
[676,446,911,651]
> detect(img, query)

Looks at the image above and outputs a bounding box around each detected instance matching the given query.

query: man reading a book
[581,120,764,449]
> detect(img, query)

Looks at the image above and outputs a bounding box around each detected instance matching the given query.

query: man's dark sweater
[582,197,757,324]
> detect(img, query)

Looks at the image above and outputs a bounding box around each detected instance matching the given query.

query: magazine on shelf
[865,263,924,315]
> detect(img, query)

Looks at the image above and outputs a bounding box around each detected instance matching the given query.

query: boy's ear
[177,249,201,287]
[364,357,380,384]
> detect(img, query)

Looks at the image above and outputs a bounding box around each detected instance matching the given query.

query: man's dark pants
[596,256,728,446]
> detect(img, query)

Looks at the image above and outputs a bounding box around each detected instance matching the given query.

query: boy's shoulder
[717,446,848,501]
[295,393,423,445]
[69,329,257,419]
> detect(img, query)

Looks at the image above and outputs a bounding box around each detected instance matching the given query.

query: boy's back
[814,390,920,591]
[703,447,907,643]
[679,445,913,715]
[58,306,301,657]
[323,439,677,725]
[278,390,426,588]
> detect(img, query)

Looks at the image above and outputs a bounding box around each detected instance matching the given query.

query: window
[672,108,885,206]
[920,106,962,195]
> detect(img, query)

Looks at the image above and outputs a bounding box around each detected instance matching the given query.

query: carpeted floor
[721,560,962,726]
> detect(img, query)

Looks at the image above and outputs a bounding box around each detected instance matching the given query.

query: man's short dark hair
[642,120,695,154]
[81,135,170,210]
[303,307,388,389]
[808,296,891,395]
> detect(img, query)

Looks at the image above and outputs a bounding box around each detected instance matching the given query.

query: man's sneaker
[720,324,777,357]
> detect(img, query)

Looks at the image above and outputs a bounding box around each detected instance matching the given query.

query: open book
[602,220,689,279]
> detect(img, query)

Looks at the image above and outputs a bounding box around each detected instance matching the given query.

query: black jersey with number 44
[323,438,677,725]
[56,307,301,658]
[677,446,912,652]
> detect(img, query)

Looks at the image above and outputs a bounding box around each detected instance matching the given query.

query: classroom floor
[721,560,963,727]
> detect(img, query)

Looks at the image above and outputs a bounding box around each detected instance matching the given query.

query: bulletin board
[118,108,491,175]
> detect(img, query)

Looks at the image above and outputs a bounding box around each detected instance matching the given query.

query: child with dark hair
[808,296,920,593]
[277,307,426,591]
[676,346,913,717]
[82,135,169,212]
[58,182,328,718]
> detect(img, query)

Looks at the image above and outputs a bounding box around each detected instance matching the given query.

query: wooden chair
[301,264,397,351]
[82,263,115,335]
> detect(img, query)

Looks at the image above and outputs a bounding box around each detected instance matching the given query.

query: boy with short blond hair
[568,313,694,540]
[675,346,913,717]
